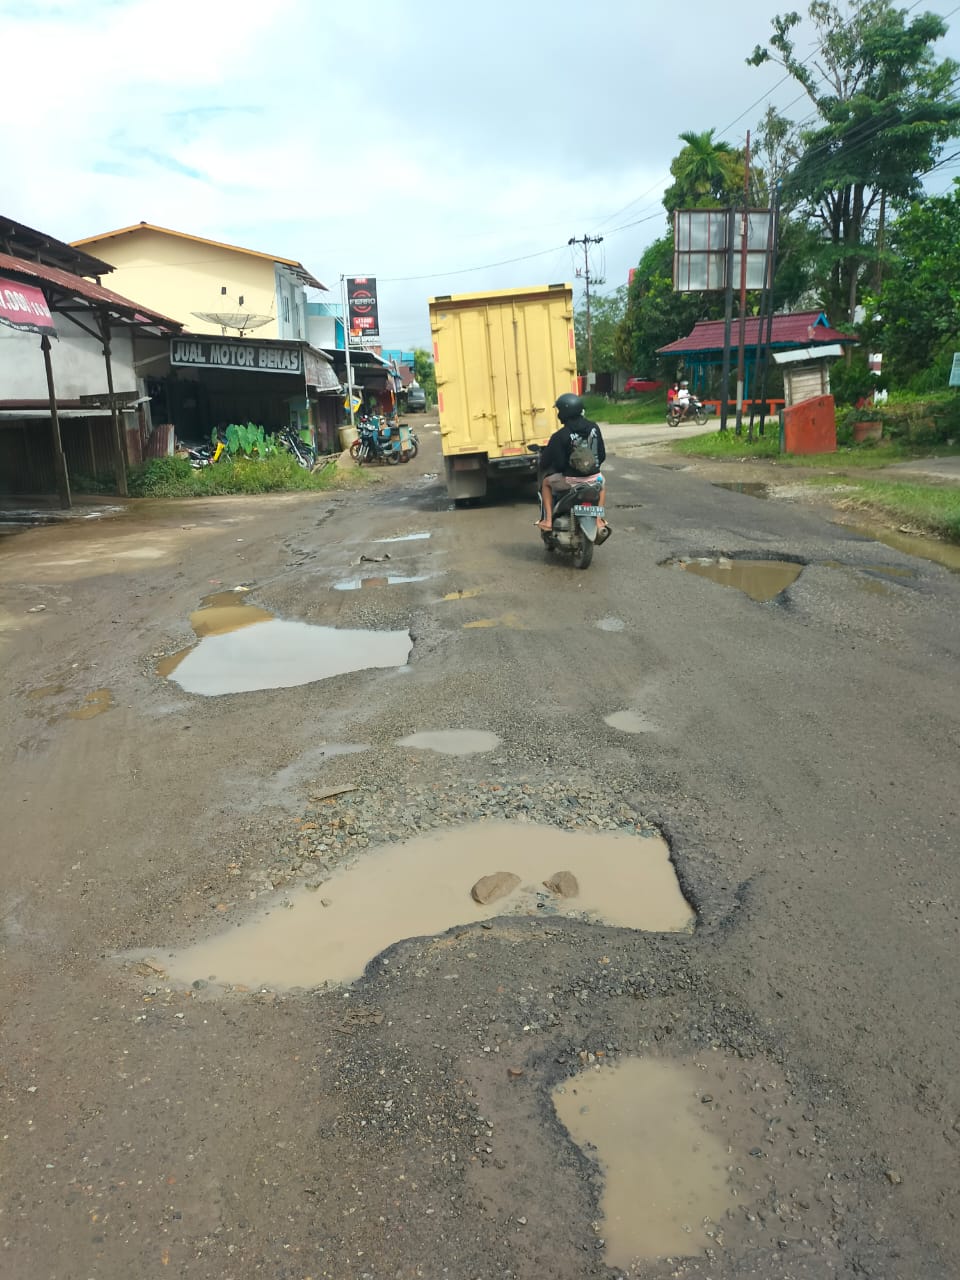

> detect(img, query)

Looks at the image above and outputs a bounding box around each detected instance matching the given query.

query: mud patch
[66,689,114,720]
[141,823,694,989]
[157,591,411,695]
[396,730,501,756]
[665,556,803,602]
[553,1058,731,1265]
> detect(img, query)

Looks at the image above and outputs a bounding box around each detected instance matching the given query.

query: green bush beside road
[129,454,340,498]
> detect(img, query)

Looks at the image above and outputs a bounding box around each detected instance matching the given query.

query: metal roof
[71,222,327,291]
[0,215,114,279]
[657,310,858,356]
[0,252,182,332]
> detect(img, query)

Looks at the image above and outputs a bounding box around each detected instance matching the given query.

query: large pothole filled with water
[663,555,803,602]
[132,822,694,989]
[158,591,412,695]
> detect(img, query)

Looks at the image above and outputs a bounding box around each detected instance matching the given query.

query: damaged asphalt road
[2,428,960,1279]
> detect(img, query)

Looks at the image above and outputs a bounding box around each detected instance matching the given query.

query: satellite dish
[191,311,274,336]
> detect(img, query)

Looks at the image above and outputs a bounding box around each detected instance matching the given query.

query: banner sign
[346,276,379,337]
[171,338,302,374]
[0,277,55,334]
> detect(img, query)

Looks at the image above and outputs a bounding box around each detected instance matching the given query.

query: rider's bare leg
[537,479,555,530]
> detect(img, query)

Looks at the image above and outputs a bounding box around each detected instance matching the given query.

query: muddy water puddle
[333,574,429,590]
[604,709,657,734]
[396,729,501,755]
[158,591,411,695]
[666,556,802,601]
[712,481,770,498]
[839,521,960,573]
[553,1058,731,1266]
[66,688,114,720]
[144,822,693,989]
[374,531,431,543]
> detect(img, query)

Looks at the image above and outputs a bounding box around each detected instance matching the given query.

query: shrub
[128,456,195,497]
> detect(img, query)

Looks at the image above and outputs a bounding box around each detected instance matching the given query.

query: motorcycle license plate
[573,504,603,516]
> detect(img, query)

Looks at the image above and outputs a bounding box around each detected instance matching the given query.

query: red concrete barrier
[782,394,836,455]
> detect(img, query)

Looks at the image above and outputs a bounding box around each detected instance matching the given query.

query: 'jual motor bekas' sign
[347,276,379,338]
[170,338,302,373]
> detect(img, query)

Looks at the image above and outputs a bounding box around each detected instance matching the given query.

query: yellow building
[71,221,326,341]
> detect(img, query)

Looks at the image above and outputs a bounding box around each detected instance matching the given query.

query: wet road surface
[2,427,960,1277]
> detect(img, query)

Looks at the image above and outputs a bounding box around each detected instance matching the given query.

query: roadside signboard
[346,276,379,337]
[673,210,772,292]
[170,338,302,374]
[0,276,55,334]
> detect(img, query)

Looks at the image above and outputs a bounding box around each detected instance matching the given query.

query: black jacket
[540,418,606,476]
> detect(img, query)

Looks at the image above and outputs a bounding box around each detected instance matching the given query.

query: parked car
[624,375,663,394]
[405,385,427,411]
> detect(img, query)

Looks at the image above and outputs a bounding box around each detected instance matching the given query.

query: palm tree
[664,130,743,212]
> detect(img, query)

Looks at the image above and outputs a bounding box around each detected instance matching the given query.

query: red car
[624,375,663,394]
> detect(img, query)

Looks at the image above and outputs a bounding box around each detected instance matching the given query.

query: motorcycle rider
[673,380,692,422]
[536,393,607,533]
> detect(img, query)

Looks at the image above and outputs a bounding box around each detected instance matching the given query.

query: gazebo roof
[658,310,857,357]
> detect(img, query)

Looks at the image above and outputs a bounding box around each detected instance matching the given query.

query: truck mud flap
[445,455,487,501]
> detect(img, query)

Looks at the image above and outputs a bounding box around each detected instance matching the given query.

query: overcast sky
[5,0,960,349]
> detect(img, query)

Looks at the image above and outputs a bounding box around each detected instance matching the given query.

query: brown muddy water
[139,823,694,989]
[840,521,960,573]
[158,590,411,695]
[553,1058,731,1266]
[668,557,802,602]
[396,729,501,755]
[66,688,114,720]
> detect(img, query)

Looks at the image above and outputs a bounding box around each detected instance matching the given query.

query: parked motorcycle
[277,426,318,469]
[667,396,709,427]
[350,417,407,466]
[531,444,607,570]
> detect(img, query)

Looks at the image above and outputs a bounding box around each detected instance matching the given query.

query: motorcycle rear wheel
[571,534,594,570]
[386,450,401,465]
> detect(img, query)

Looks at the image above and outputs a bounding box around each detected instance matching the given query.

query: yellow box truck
[428,283,578,501]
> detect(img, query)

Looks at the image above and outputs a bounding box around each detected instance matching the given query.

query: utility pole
[569,234,603,384]
[735,130,751,436]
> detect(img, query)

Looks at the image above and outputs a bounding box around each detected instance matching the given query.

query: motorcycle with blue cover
[530,444,608,570]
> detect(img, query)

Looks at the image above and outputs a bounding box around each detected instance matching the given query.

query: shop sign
[0,276,55,334]
[346,276,379,337]
[171,338,302,374]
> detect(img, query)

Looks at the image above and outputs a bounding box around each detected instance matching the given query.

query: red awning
[0,275,56,334]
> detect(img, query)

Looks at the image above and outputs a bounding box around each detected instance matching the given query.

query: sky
[4,0,960,350]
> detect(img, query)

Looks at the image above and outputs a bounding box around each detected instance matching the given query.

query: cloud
[5,0,960,348]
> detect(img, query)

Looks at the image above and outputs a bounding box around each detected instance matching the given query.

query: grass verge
[583,394,666,425]
[671,431,958,469]
[805,477,960,541]
[128,453,344,498]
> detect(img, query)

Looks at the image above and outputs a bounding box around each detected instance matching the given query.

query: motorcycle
[278,426,318,469]
[531,444,608,571]
[667,396,709,427]
[350,416,407,466]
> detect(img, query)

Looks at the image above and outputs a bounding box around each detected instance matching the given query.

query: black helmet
[554,393,584,423]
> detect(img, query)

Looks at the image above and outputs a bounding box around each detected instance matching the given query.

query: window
[282,295,291,323]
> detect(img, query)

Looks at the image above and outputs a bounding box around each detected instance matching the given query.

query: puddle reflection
[667,557,802,602]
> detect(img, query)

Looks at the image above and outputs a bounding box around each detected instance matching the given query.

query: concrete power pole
[569,234,604,384]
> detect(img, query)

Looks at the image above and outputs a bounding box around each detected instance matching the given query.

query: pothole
[712,481,770,498]
[553,1057,731,1266]
[134,822,694,989]
[374,531,431,543]
[604,709,657,734]
[396,730,501,755]
[663,556,803,602]
[333,574,430,590]
[157,591,411,695]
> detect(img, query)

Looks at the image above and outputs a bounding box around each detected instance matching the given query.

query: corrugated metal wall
[0,417,117,495]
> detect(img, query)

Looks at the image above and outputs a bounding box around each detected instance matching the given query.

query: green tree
[614,235,721,376]
[748,1,960,324]
[868,181,960,385]
[663,129,752,212]
[574,286,626,374]
[412,347,437,401]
